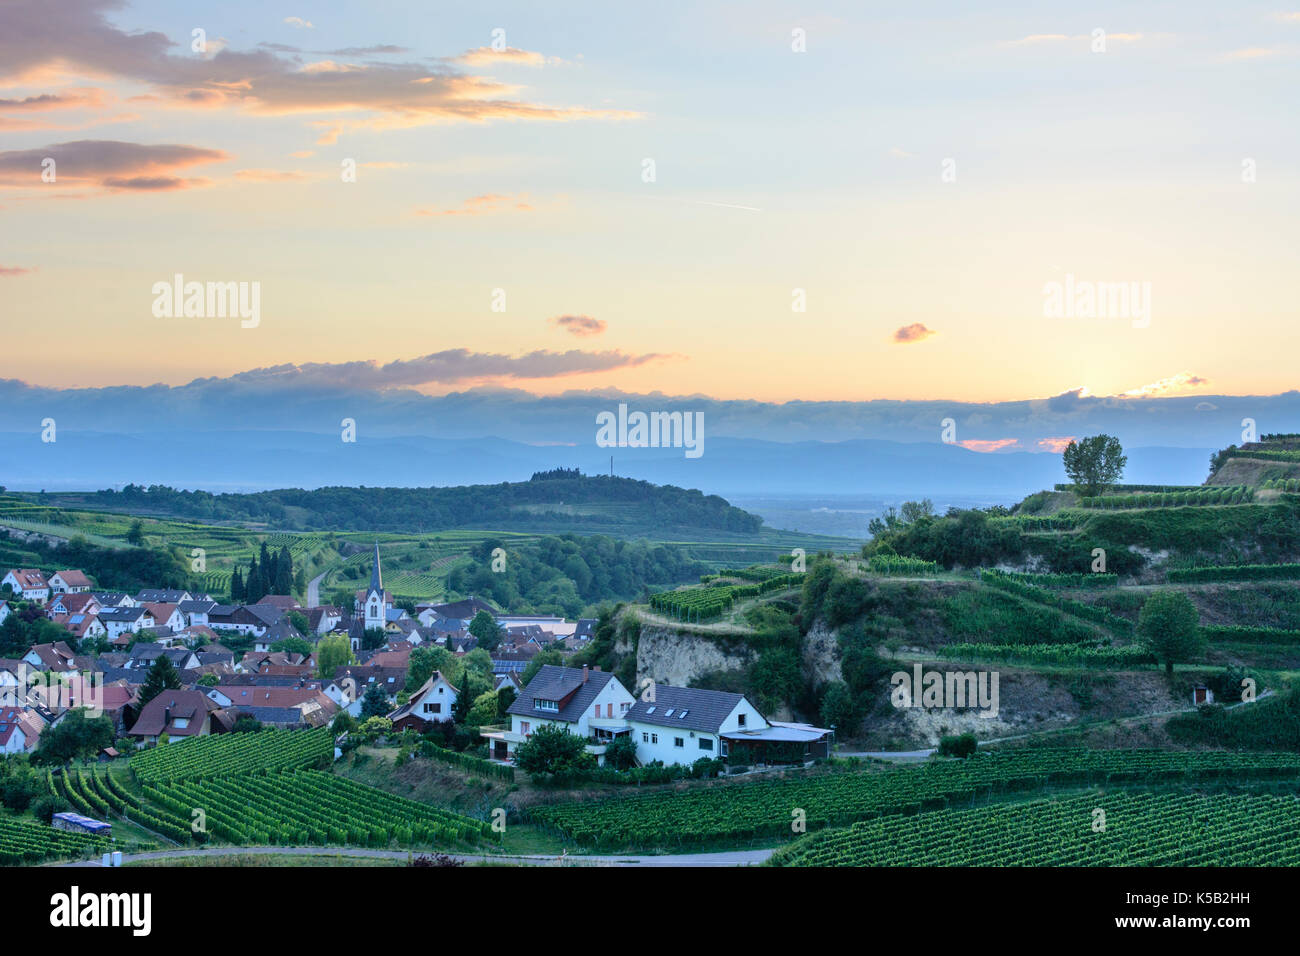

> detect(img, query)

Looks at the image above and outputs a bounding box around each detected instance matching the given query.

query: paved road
[59,846,774,868]
[306,571,328,608]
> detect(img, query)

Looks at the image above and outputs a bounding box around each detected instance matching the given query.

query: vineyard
[144,771,495,848]
[768,791,1300,866]
[1079,487,1255,509]
[0,814,113,865]
[130,727,334,783]
[1168,563,1300,584]
[528,749,1300,849]
[982,570,1117,589]
[1263,478,1300,492]
[979,570,1133,635]
[866,554,939,576]
[648,574,802,622]
[1200,624,1300,645]
[937,643,1153,667]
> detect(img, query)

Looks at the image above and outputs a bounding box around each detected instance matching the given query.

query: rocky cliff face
[634,626,754,688]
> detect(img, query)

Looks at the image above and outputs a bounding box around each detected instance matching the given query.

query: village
[0,545,831,773]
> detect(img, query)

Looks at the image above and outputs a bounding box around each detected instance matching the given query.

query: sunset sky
[1,0,1297,404]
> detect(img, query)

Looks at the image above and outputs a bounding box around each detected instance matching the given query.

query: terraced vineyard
[60,767,192,843]
[529,750,1300,849]
[130,727,334,783]
[649,574,801,622]
[937,643,1154,667]
[0,814,112,865]
[769,791,1300,866]
[144,771,495,848]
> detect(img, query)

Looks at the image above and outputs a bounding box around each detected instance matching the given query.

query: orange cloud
[234,168,309,182]
[957,438,1019,453]
[1116,373,1209,398]
[0,265,35,276]
[416,193,533,216]
[1037,436,1077,453]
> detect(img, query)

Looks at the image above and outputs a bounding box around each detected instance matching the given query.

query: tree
[139,653,182,707]
[465,690,499,728]
[819,681,857,732]
[1138,590,1205,677]
[360,681,390,719]
[230,567,244,603]
[275,545,293,595]
[232,714,263,733]
[604,734,639,771]
[316,634,355,679]
[270,636,312,658]
[513,724,595,780]
[361,628,387,651]
[468,611,502,652]
[197,673,219,687]
[938,732,978,758]
[126,520,145,546]
[496,686,516,717]
[1062,434,1127,497]
[32,709,113,765]
[287,610,310,637]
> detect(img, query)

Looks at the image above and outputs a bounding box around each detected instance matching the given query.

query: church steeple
[368,541,382,594]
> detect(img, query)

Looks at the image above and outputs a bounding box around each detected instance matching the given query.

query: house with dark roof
[127,690,228,744]
[135,589,194,604]
[126,642,200,671]
[207,603,284,638]
[626,685,832,767]
[483,664,634,764]
[419,597,496,626]
[177,599,217,627]
[388,672,458,731]
[96,605,154,643]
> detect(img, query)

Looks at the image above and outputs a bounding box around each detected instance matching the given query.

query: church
[351,543,396,649]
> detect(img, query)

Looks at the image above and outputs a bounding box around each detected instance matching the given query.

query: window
[607,703,613,718]
[621,702,629,713]
[737,714,746,727]
[642,732,649,742]
[594,705,601,718]
[651,734,658,744]
[534,699,558,712]
[423,702,441,714]
[674,737,684,748]
[699,738,714,751]
[521,722,530,734]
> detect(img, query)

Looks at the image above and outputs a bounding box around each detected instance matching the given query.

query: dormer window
[534,698,558,712]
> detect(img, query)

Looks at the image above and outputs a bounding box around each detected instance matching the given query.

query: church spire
[369,541,382,593]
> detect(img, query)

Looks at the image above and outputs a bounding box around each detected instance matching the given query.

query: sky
[1,0,1298,405]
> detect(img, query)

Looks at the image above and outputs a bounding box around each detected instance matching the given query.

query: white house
[48,571,92,594]
[483,664,635,764]
[624,685,768,766]
[2,569,50,603]
[388,671,458,729]
[0,706,43,753]
[0,600,9,626]
[96,606,155,642]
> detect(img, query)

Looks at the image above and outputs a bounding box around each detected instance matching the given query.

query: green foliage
[32,709,114,765]
[360,682,391,719]
[1080,486,1254,509]
[468,610,502,651]
[1062,434,1127,496]
[1137,590,1205,676]
[513,723,596,781]
[865,554,939,576]
[937,732,977,758]
[1167,690,1300,751]
[603,734,640,771]
[138,653,182,707]
[1169,562,1300,583]
[315,634,355,678]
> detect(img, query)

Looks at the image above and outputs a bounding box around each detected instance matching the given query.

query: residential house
[134,589,194,604]
[333,663,406,706]
[97,606,155,643]
[126,643,200,672]
[22,641,79,673]
[48,570,92,594]
[483,664,634,764]
[127,690,230,744]
[92,592,136,609]
[177,599,217,627]
[0,706,45,753]
[144,603,187,634]
[2,569,50,603]
[47,592,100,618]
[388,672,458,730]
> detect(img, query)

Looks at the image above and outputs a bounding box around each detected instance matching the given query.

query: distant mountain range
[0,428,1213,499]
[1,376,1289,500]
